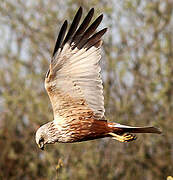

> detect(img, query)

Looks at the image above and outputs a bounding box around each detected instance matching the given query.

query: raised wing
[45,7,107,121]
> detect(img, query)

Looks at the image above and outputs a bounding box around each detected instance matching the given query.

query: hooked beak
[38,141,44,150]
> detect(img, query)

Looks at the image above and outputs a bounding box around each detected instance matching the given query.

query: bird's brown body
[45,77,111,143]
[45,77,135,143]
[35,7,161,150]
[60,119,160,143]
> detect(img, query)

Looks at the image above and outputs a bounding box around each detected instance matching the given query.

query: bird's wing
[45,7,107,121]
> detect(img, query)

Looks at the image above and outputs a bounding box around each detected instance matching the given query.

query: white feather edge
[108,123,145,129]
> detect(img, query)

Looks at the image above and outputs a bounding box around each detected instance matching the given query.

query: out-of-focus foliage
[0,0,172,179]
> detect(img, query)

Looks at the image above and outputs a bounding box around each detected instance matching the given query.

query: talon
[109,132,137,142]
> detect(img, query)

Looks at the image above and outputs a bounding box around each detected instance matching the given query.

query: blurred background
[0,0,172,179]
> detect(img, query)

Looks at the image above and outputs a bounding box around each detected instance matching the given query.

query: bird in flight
[35,7,161,150]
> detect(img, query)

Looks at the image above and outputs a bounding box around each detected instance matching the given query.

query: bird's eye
[39,137,44,144]
[38,137,44,150]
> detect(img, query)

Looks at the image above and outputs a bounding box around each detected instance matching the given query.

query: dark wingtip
[64,20,68,26]
[72,7,95,40]
[76,6,83,17]
[52,20,68,57]
[90,8,94,14]
[63,7,83,45]
[78,6,83,12]
[101,28,108,34]
[98,14,103,21]
[105,27,108,32]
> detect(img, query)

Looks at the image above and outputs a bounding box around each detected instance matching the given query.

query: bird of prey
[35,7,161,150]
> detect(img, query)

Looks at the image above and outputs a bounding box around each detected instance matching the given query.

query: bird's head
[35,122,58,150]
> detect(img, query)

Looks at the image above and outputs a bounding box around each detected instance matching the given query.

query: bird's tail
[108,123,161,142]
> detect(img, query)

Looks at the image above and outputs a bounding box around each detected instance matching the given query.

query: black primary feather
[72,8,94,43]
[52,20,68,57]
[82,14,103,40]
[76,14,103,49]
[85,28,107,50]
[63,7,83,46]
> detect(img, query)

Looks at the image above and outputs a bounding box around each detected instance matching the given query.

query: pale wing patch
[50,44,104,118]
[45,7,106,121]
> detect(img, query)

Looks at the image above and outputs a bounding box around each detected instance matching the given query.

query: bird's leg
[108,132,137,142]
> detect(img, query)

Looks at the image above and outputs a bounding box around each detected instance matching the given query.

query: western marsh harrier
[35,7,161,150]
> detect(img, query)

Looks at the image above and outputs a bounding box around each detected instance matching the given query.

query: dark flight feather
[72,8,94,43]
[85,28,107,49]
[63,7,82,45]
[52,20,68,57]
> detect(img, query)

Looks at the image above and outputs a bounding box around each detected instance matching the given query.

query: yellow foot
[108,132,137,142]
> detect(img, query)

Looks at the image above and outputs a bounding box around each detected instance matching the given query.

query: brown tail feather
[122,126,162,134]
[108,123,162,134]
[107,123,161,143]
